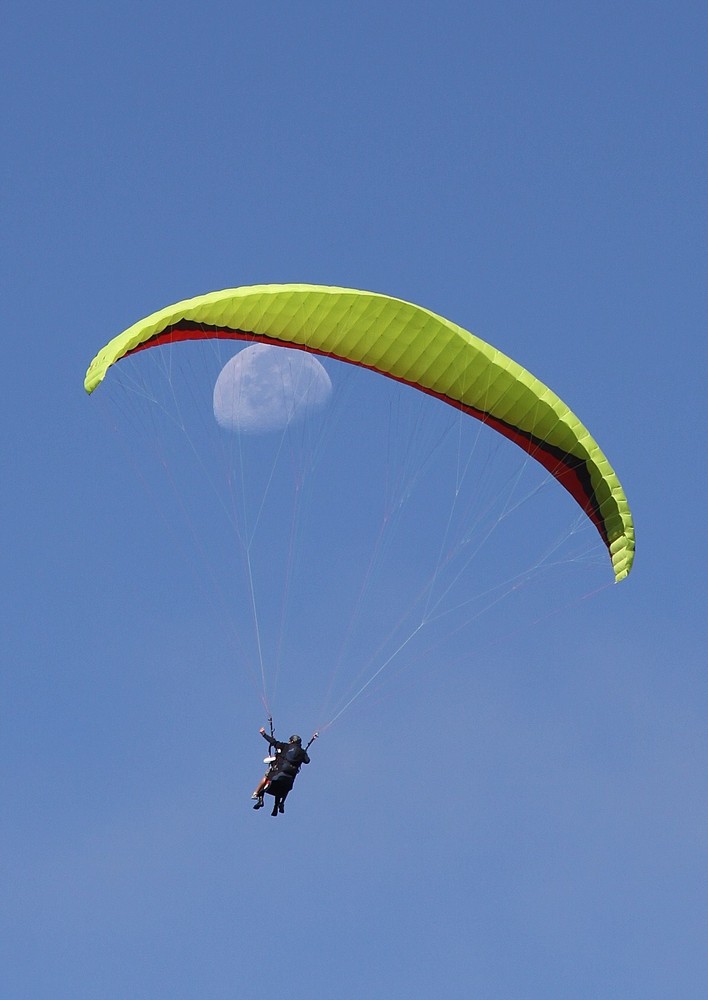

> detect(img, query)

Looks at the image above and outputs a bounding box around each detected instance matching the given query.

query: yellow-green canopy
[85,283,634,581]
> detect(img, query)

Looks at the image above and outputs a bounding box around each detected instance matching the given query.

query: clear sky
[3,2,707,998]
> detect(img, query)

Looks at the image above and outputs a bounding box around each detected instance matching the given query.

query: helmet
[289,734,302,744]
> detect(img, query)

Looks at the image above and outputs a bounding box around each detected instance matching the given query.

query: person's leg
[252,774,270,798]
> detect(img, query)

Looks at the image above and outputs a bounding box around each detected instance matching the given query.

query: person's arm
[259,728,286,751]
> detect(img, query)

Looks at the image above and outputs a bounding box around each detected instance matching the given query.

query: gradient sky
[3,2,707,998]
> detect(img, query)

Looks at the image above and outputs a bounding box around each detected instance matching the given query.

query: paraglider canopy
[85,283,634,581]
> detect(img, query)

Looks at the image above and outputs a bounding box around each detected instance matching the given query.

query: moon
[213,343,333,434]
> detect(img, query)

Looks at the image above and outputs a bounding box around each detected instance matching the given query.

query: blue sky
[3,2,707,997]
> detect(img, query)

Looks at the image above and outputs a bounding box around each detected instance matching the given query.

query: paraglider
[85,283,634,814]
[252,726,317,816]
